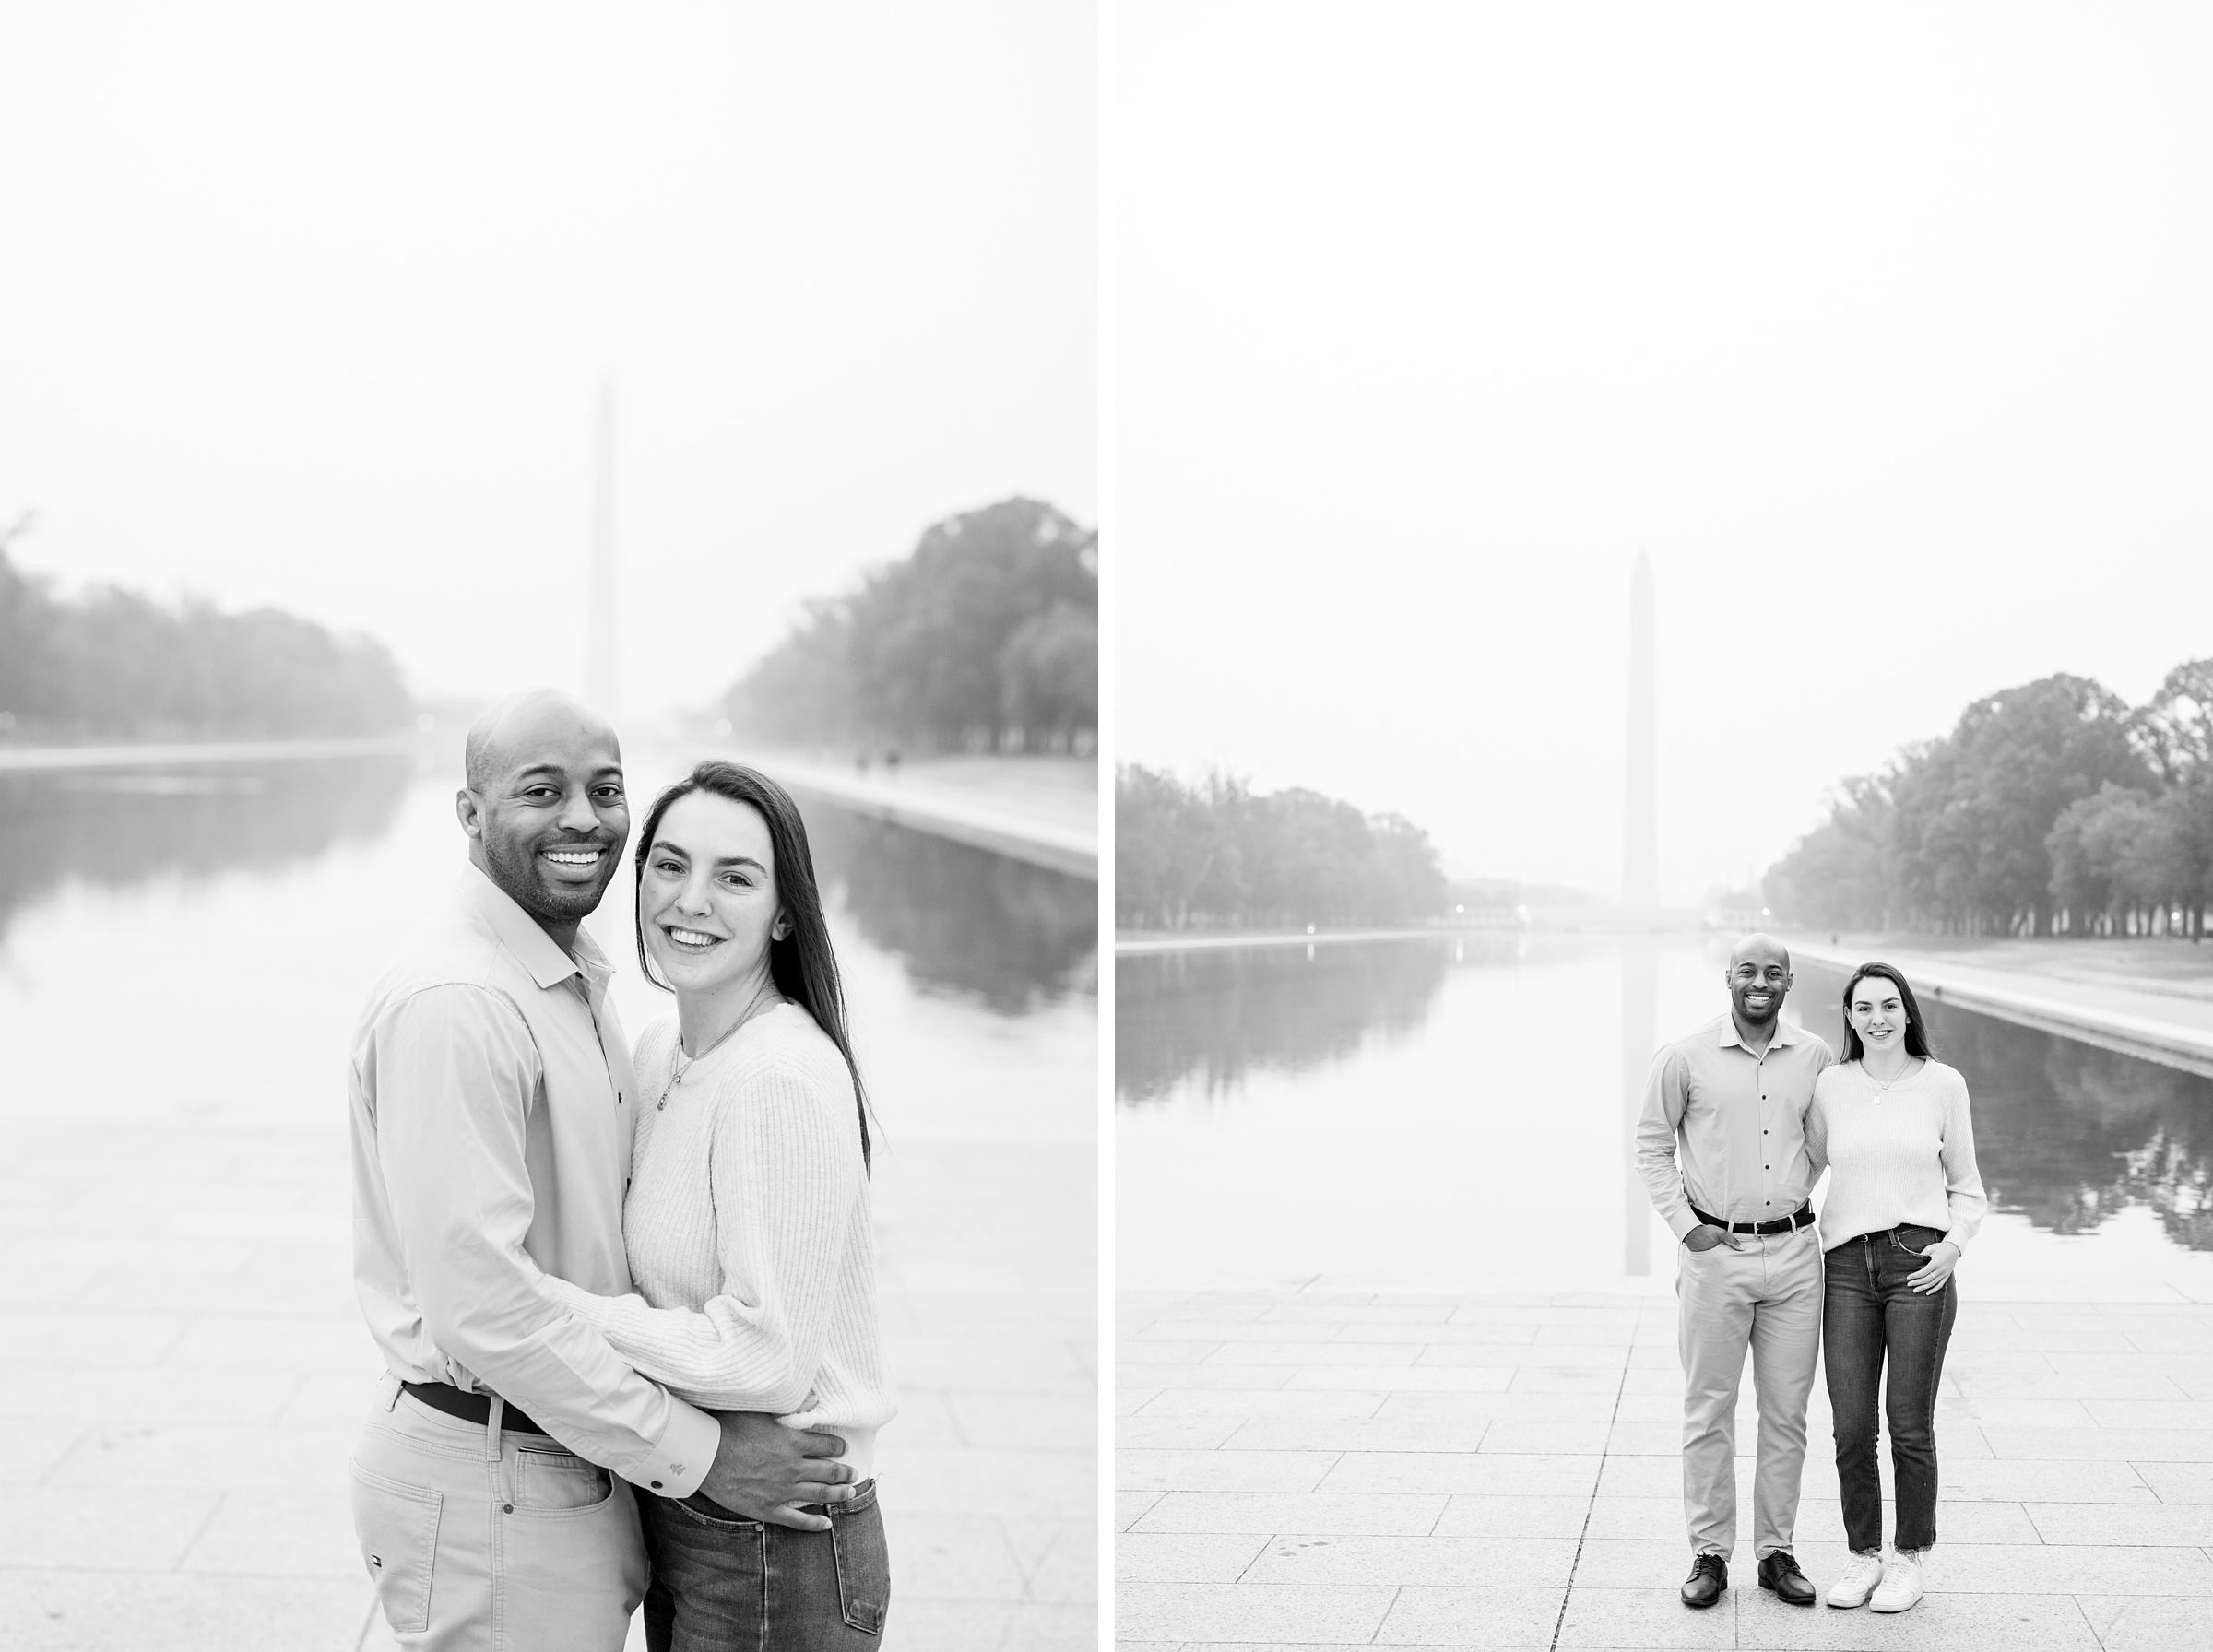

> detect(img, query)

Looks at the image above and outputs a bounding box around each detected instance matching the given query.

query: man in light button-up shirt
[348,690,856,1650]
[1636,934,1835,1612]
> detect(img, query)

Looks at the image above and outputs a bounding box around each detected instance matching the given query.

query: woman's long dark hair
[1840,961,1935,1064]
[633,761,871,1171]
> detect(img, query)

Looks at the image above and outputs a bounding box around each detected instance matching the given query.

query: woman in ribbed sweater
[1805,962,1985,1617]
[539,761,895,1650]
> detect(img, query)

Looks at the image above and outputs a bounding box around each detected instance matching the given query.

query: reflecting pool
[0,751,1095,1144]
[1118,932,2213,1295]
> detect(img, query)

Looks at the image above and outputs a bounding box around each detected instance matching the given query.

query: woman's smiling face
[1849,974,1911,1053]
[639,790,784,993]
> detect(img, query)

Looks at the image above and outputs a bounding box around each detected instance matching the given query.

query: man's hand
[696,1412,855,1533]
[1682,1223,1742,1253]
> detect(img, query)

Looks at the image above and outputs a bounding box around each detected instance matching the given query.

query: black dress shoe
[1681,1552,1727,1609]
[1758,1550,1816,1606]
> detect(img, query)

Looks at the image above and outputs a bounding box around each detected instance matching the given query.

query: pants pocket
[1888,1224,1944,1254]
[349,1458,444,1634]
[830,1490,890,1636]
[516,1444,614,1512]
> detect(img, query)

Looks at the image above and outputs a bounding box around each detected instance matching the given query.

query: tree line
[1117,765,1448,930]
[0,541,411,739]
[1765,661,2213,938]
[721,497,1096,755]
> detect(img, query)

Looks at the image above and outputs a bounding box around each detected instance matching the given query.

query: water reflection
[0,759,412,943]
[1120,933,2213,1283]
[1117,938,1452,1103]
[1794,962,2213,1251]
[804,808,1095,1014]
[1620,934,1655,1276]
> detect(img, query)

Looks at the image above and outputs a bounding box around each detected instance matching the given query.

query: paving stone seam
[169,1488,231,1575]
[30,1419,99,1489]
[1546,1338,1635,1652]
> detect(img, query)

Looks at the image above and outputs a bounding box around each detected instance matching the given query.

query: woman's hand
[1907,1240,1960,1293]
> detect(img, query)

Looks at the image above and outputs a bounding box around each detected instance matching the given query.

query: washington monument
[1622,547,1657,907]
[586,378,618,716]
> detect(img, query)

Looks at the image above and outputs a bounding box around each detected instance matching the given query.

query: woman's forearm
[539,1274,815,1412]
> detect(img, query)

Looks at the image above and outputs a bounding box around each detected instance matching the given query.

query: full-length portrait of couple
[1637,935,1987,1617]
[346,690,894,1650]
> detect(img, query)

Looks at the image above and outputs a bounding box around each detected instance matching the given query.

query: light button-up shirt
[1635,1011,1836,1241]
[349,863,721,1496]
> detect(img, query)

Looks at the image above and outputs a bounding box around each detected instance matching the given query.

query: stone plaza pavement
[1118,1284,2213,1651]
[0,1117,1095,1651]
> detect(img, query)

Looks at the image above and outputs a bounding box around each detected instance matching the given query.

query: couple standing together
[1637,934,1986,1616]
[345,689,895,1650]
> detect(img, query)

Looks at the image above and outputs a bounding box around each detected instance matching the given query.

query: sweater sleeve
[542,1057,861,1413]
[1804,1075,1829,1178]
[1938,1068,1988,1249]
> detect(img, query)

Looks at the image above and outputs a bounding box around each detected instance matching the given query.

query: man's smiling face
[459,691,630,931]
[1724,936,1792,1029]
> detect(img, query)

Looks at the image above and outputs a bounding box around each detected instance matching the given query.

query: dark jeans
[639,1478,890,1651]
[1823,1225,1958,1554]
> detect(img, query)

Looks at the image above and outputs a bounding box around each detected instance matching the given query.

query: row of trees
[722,497,1097,754]
[1117,766,1448,930]
[1765,662,2213,938]
[0,543,411,739]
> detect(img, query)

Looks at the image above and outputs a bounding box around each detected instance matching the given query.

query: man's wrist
[633,1399,718,1500]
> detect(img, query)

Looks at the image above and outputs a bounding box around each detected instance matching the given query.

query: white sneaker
[1826,1551,1885,1609]
[1868,1550,1924,1612]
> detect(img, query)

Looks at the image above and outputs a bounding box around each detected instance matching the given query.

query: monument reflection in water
[1118,932,2213,1292]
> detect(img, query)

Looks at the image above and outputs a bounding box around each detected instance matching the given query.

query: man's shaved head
[465,689,618,794]
[1729,932,1791,974]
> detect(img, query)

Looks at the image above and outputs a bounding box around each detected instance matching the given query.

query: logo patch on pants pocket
[349,1459,444,1634]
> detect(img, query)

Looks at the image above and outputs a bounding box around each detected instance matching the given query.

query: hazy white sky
[1116,5,2213,901]
[1,3,1095,717]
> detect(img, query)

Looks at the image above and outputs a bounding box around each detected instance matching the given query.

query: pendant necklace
[1865,1056,1917,1103]
[657,987,780,1111]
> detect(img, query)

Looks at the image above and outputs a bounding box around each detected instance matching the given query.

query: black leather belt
[401,1380,550,1437]
[1692,1202,1814,1236]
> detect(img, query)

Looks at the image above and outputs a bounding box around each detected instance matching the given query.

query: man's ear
[456,788,485,841]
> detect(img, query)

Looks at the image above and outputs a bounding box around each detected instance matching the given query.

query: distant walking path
[1793,936,2213,1080]
[1118,927,1438,955]
[740,749,1096,882]
[0,735,415,773]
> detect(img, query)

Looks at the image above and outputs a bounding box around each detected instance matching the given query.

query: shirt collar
[458,861,613,994]
[1717,1013,1805,1052]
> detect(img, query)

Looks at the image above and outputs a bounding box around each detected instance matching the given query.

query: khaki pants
[349,1374,648,1651]
[1675,1222,1822,1560]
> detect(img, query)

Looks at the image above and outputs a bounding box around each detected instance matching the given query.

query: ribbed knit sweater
[540,1003,895,1477]
[1807,1057,1988,1252]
